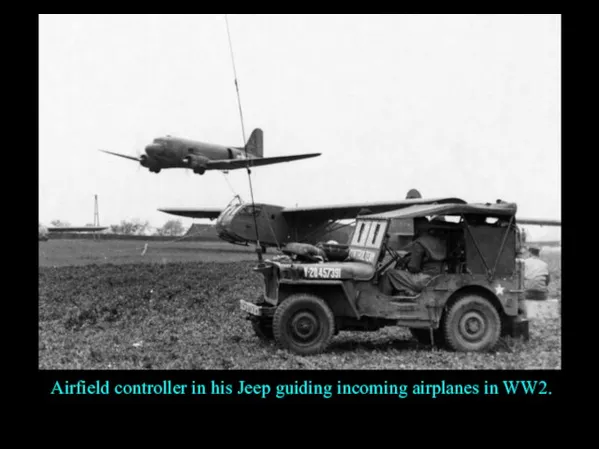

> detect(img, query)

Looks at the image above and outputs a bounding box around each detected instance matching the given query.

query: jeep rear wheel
[273,294,335,355]
[443,295,501,352]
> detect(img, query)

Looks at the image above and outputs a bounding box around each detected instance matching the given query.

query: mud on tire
[272,294,335,356]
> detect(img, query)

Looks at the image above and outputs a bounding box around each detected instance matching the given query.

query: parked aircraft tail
[245,128,263,158]
[406,189,422,199]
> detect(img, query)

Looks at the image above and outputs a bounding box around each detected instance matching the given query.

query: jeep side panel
[277,280,360,319]
[425,273,520,317]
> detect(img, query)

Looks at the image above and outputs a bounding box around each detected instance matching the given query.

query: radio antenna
[225,14,263,262]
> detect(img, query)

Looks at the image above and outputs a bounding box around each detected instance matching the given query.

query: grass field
[38,240,562,370]
[39,239,257,267]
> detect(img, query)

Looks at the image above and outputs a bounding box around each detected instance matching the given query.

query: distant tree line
[108,219,185,236]
[45,218,186,237]
[50,220,71,227]
[154,219,185,236]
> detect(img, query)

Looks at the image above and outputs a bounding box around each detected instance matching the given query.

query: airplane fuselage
[215,202,289,247]
[101,128,321,175]
[143,136,252,172]
[212,201,356,249]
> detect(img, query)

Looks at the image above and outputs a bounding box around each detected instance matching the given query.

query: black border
[35,14,566,407]
[38,369,564,404]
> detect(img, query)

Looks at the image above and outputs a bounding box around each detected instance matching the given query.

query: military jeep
[240,201,530,355]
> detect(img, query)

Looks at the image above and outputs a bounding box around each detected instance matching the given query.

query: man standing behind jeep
[524,246,550,300]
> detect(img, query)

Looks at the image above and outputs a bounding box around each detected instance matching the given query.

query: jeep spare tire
[273,294,335,355]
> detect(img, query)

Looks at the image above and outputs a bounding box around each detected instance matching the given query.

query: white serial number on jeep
[349,249,375,263]
[303,267,342,279]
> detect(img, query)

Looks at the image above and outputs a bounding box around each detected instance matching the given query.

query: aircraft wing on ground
[517,218,561,226]
[47,227,109,232]
[281,197,467,223]
[157,208,223,220]
[204,153,322,170]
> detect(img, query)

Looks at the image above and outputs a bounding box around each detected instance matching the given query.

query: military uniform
[379,233,447,295]
[524,253,550,300]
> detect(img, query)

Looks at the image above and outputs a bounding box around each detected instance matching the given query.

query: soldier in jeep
[379,217,447,296]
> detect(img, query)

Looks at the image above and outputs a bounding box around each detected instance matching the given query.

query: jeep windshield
[346,218,389,265]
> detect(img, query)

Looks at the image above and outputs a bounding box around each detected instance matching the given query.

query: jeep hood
[265,260,376,282]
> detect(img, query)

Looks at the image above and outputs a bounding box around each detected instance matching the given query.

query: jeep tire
[273,294,335,356]
[443,294,501,352]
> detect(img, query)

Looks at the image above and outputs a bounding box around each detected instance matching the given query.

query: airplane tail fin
[245,128,263,158]
[406,189,422,199]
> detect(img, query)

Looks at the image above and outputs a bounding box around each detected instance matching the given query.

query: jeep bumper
[240,299,275,318]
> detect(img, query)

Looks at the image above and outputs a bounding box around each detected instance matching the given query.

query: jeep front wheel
[273,294,335,355]
[443,295,501,352]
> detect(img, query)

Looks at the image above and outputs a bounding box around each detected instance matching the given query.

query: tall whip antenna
[225,14,263,262]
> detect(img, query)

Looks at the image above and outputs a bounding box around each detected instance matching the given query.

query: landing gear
[193,167,206,175]
[150,168,161,173]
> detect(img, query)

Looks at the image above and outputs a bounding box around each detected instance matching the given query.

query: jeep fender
[440,285,511,322]
[427,276,520,318]
[278,280,361,319]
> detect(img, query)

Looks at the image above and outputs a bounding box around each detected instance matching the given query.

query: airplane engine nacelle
[183,154,210,174]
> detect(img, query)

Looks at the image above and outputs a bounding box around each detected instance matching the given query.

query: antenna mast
[93,194,100,240]
[225,14,263,262]
[94,194,100,226]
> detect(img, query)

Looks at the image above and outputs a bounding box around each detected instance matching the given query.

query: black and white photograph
[39,14,561,377]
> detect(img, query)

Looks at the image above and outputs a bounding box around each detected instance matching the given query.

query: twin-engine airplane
[100,128,320,175]
[159,189,562,251]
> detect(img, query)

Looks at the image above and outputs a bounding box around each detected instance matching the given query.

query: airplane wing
[99,150,141,162]
[281,197,467,223]
[47,227,109,232]
[517,218,561,226]
[204,153,322,170]
[158,208,223,220]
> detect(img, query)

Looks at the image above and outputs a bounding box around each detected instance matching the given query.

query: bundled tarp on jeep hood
[364,202,517,220]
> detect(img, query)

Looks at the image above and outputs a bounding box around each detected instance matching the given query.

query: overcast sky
[39,14,560,239]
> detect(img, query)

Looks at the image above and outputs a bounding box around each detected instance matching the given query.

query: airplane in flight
[158,189,562,251]
[100,128,321,175]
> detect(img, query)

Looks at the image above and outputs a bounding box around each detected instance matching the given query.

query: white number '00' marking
[303,267,341,279]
